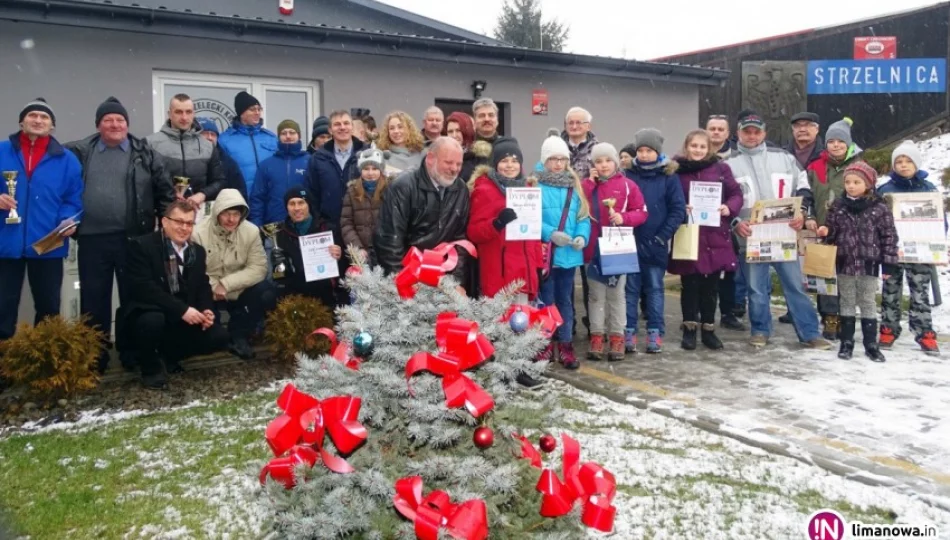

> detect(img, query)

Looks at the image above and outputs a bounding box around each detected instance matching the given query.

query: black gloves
[493,208,518,231]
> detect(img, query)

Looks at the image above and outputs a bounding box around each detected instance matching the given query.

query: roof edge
[346,0,505,45]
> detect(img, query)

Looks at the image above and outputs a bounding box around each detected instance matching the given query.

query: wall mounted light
[472,80,487,99]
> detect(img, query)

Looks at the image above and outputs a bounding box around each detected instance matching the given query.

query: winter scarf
[362,179,378,198]
[633,155,669,172]
[674,156,720,173]
[842,194,875,214]
[487,169,526,192]
[536,170,574,188]
[294,216,313,236]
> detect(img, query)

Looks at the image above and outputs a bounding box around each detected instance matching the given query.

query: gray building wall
[2,20,699,325]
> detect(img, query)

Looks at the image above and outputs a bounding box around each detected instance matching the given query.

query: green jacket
[806,147,863,225]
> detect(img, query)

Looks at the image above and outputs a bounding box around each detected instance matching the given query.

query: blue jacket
[0,133,83,259]
[879,170,948,232]
[540,182,590,269]
[249,142,310,226]
[624,159,687,269]
[308,138,365,225]
[218,120,277,195]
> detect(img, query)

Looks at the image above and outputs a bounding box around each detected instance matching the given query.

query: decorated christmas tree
[259,245,615,539]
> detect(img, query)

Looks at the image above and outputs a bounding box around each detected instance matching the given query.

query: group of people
[0,90,942,391]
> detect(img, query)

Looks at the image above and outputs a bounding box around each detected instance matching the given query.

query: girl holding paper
[668,130,743,351]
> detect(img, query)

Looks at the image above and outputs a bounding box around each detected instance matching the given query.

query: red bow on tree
[311,328,361,370]
[406,312,495,418]
[501,304,564,339]
[260,384,368,488]
[395,241,477,299]
[393,476,489,540]
[514,433,617,532]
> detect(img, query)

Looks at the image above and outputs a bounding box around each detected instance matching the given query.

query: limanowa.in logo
[807,509,939,539]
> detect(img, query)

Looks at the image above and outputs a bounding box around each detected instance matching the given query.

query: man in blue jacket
[218,91,277,195]
[308,110,365,225]
[250,119,310,226]
[197,118,247,200]
[0,98,83,340]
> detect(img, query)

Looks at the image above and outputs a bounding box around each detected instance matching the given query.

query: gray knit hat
[634,128,664,155]
[357,147,387,172]
[20,97,55,126]
[591,142,621,170]
[891,140,923,170]
[825,117,854,146]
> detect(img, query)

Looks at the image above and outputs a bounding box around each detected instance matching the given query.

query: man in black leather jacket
[374,137,471,289]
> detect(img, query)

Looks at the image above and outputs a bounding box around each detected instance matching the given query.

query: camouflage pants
[881,264,933,338]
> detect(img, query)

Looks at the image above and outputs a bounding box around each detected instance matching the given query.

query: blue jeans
[734,260,748,309]
[539,266,576,342]
[625,265,666,334]
[743,257,820,341]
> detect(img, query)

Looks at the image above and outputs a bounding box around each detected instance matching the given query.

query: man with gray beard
[374,137,471,287]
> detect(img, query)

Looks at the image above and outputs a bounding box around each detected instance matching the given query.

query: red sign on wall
[531,89,549,116]
[854,36,897,60]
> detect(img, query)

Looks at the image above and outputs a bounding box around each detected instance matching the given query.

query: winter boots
[862,319,886,362]
[624,329,637,353]
[837,316,856,360]
[701,324,724,350]
[535,341,555,362]
[879,326,897,349]
[559,342,579,370]
[821,314,840,341]
[646,329,662,354]
[588,334,605,360]
[680,322,697,350]
[916,330,941,356]
[720,313,746,331]
[607,334,625,362]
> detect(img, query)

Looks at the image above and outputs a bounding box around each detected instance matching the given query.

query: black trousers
[682,273,720,325]
[78,233,131,354]
[718,271,736,316]
[0,258,64,340]
[130,311,229,376]
[214,281,277,339]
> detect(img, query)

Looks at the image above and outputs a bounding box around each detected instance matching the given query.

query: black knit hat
[283,186,313,208]
[491,136,523,170]
[311,116,330,139]
[95,96,128,127]
[234,91,261,118]
[20,97,55,126]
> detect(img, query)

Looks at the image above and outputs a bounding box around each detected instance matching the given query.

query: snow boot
[821,314,840,341]
[879,325,897,349]
[861,318,886,363]
[720,314,746,331]
[559,342,579,370]
[916,330,940,357]
[587,334,605,361]
[646,329,662,354]
[680,322,698,351]
[701,323,724,350]
[837,316,855,360]
[607,334,626,362]
[624,329,637,353]
[535,341,555,362]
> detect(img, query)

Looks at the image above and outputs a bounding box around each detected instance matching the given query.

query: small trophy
[173,176,191,199]
[262,222,286,279]
[603,197,617,221]
[3,171,21,225]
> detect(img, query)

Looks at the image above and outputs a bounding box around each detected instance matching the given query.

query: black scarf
[674,156,720,174]
[487,169,526,192]
[841,194,875,214]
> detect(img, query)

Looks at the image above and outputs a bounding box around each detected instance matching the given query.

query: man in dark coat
[374,137,471,289]
[120,200,228,389]
[308,110,365,225]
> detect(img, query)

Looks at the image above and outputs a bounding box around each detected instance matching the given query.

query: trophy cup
[3,171,21,225]
[173,176,191,199]
[262,222,287,279]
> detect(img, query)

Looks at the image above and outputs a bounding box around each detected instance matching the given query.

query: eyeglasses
[547,157,569,163]
[164,216,196,228]
[567,121,589,127]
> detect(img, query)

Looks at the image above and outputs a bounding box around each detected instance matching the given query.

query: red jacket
[581,172,648,263]
[467,173,543,299]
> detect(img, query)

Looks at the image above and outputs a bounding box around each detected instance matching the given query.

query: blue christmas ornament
[353,331,374,357]
[509,309,530,334]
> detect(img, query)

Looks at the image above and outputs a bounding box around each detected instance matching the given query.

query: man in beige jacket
[192,188,276,359]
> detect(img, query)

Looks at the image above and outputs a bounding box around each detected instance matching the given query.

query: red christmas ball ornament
[473,426,494,449]
[345,265,362,277]
[539,434,557,453]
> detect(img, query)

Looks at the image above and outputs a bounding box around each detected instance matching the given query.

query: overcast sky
[378,0,943,60]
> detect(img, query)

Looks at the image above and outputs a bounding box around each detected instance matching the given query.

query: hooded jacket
[624,158,687,269]
[467,166,543,299]
[146,121,226,200]
[581,171,648,263]
[67,133,176,237]
[0,132,84,259]
[805,146,864,225]
[539,171,591,270]
[308,138,366,225]
[191,188,267,300]
[218,120,277,195]
[249,141,310,226]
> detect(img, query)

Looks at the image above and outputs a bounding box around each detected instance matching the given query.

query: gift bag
[598,227,639,275]
[671,213,699,261]
[803,242,837,279]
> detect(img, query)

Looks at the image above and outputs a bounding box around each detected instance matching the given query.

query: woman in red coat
[467,137,543,301]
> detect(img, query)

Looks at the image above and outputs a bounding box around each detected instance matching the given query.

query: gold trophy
[173,176,191,199]
[3,171,20,225]
[262,222,286,279]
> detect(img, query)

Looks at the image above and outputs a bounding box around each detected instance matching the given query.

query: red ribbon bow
[514,433,617,532]
[501,304,564,339]
[405,312,495,418]
[260,384,368,488]
[393,476,489,540]
[311,328,361,370]
[395,241,477,299]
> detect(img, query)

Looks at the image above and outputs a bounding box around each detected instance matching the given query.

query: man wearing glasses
[121,200,228,390]
[219,91,277,196]
[786,112,822,169]
[562,107,598,180]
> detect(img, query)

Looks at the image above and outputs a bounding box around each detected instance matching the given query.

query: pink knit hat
[843,161,878,192]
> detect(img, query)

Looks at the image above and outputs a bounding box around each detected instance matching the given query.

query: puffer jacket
[67,133,176,237]
[340,179,387,255]
[539,171,591,270]
[581,172,648,263]
[249,141,310,226]
[146,121,225,200]
[308,138,365,225]
[374,165,470,280]
[667,157,743,276]
[191,188,267,300]
[562,131,598,180]
[823,194,899,277]
[467,166,543,299]
[0,132,83,259]
[805,146,863,225]
[624,158,687,269]
[218,120,277,195]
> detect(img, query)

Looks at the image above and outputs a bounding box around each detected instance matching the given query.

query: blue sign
[807,59,946,94]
